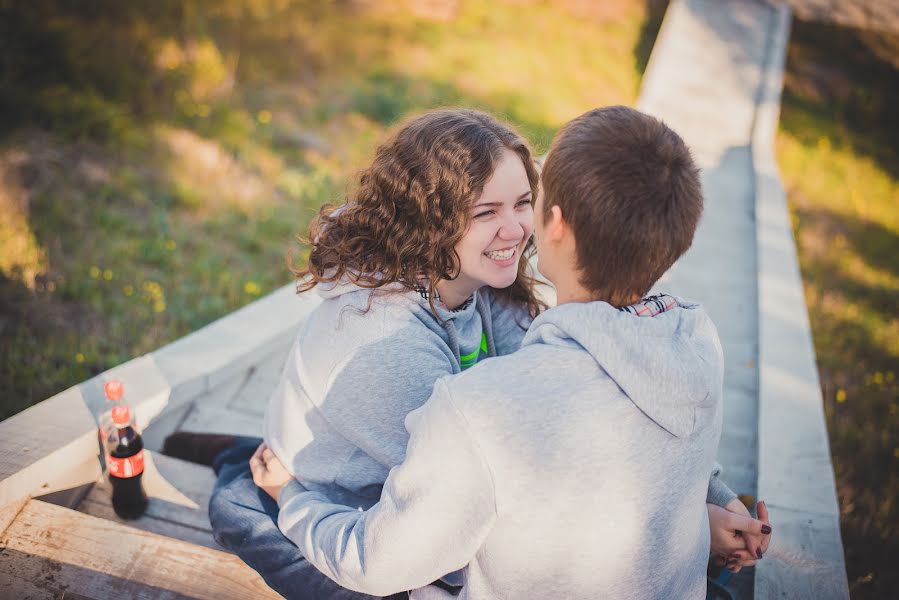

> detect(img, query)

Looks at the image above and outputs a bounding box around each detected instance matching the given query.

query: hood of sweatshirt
[520,296,721,438]
[313,275,495,363]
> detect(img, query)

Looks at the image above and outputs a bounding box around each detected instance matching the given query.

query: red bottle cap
[104,380,124,401]
[111,405,131,425]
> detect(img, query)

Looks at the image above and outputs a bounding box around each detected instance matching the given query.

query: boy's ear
[545,204,568,243]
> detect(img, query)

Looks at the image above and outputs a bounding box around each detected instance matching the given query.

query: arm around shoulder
[277,379,498,596]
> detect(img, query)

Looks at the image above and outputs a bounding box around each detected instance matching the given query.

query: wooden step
[77,451,219,550]
[0,499,281,599]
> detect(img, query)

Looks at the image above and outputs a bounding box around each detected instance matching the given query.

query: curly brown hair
[294,108,545,319]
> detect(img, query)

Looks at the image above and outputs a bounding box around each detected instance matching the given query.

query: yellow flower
[835,389,847,403]
[165,239,177,251]
[244,281,261,295]
[153,300,166,313]
[257,109,272,124]
[75,352,85,363]
[89,266,101,278]
[123,284,134,296]
[103,269,113,281]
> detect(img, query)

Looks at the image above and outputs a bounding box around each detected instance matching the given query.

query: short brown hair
[295,108,546,318]
[540,106,702,306]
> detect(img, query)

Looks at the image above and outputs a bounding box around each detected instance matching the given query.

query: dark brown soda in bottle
[106,404,148,519]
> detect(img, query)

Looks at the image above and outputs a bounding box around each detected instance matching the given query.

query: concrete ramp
[640,1,848,598]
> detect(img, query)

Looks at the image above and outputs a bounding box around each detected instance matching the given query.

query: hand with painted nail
[707,501,773,572]
[724,499,773,570]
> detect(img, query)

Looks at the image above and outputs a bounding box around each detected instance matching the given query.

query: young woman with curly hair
[175,108,547,600]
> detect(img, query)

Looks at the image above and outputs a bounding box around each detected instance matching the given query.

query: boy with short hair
[254,106,770,599]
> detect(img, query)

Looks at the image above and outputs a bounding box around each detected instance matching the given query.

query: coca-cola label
[107,451,144,478]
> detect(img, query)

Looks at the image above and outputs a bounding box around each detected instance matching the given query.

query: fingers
[250,442,267,467]
[757,500,769,522]
[729,550,752,562]
[726,511,772,537]
[757,500,772,554]
[722,511,770,560]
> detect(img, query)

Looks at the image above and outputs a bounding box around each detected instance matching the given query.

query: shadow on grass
[794,204,899,326]
[634,0,670,76]
[781,19,899,181]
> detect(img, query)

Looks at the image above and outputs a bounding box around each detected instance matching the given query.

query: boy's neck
[554,279,641,307]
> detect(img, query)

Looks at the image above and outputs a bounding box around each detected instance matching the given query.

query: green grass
[0,0,658,419]
[776,19,899,599]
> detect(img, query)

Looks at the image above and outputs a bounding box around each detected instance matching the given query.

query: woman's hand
[707,499,773,572]
[249,442,294,501]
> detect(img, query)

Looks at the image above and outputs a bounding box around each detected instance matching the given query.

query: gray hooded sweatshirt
[264,280,530,510]
[277,297,725,599]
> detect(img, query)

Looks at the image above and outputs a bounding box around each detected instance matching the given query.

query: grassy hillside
[777,18,899,599]
[0,0,663,418]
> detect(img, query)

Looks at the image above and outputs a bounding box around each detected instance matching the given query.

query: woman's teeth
[485,248,516,261]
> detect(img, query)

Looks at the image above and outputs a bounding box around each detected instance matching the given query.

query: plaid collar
[618,294,677,317]
[414,284,473,312]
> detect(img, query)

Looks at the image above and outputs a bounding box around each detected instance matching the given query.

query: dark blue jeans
[208,437,407,600]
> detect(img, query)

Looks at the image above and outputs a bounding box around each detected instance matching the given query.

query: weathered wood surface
[78,451,219,550]
[0,389,102,511]
[0,499,281,599]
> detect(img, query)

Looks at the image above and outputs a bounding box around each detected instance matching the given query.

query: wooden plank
[0,387,101,509]
[228,346,291,416]
[179,405,264,438]
[0,500,281,600]
[0,495,27,536]
[0,569,62,599]
[78,498,219,551]
[141,401,193,454]
[33,454,104,510]
[79,452,216,535]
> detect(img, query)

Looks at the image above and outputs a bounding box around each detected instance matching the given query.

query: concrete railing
[0,283,318,513]
[751,4,849,598]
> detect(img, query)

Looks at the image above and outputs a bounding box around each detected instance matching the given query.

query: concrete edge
[0,282,319,507]
[751,3,849,597]
[633,0,681,114]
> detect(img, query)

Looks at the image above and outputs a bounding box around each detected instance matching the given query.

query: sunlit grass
[1,0,655,419]
[776,18,899,599]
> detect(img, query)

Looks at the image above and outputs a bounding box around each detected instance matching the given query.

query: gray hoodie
[277,297,724,599]
[264,280,530,510]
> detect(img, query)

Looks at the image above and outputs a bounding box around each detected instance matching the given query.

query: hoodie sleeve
[277,379,497,596]
[706,462,738,507]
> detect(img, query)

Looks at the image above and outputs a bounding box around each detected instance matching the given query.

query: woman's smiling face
[437,148,534,308]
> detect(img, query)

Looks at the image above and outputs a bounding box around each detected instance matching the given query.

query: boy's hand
[250,442,295,501]
[708,500,772,572]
